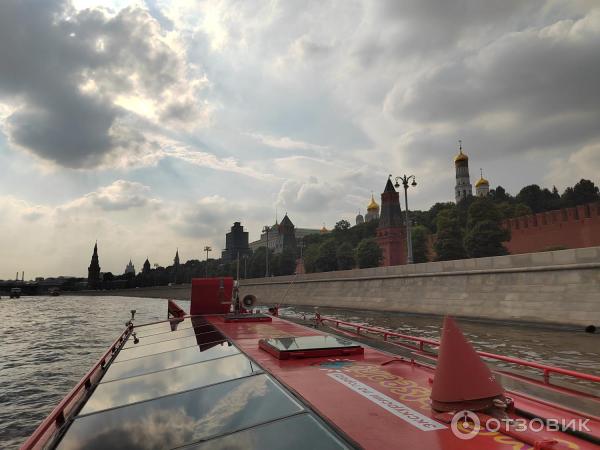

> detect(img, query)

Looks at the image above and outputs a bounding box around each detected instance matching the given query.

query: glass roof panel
[102,341,240,383]
[133,318,193,335]
[80,353,261,415]
[124,325,215,349]
[261,335,359,351]
[57,375,304,450]
[114,330,226,362]
[183,413,350,450]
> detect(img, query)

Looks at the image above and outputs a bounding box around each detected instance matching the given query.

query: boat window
[183,413,350,450]
[114,330,226,362]
[56,374,304,450]
[102,340,239,383]
[123,324,215,349]
[80,353,261,415]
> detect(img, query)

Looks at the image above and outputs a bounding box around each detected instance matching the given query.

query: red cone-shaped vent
[430,316,504,411]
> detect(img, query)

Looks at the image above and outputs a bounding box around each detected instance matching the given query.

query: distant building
[124,259,135,275]
[365,194,380,222]
[142,258,151,275]
[454,141,473,203]
[172,249,181,283]
[249,214,320,254]
[87,242,101,289]
[355,211,364,225]
[221,222,251,262]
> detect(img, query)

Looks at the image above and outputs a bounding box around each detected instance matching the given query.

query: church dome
[320,225,329,233]
[454,149,468,163]
[367,194,379,211]
[475,177,489,188]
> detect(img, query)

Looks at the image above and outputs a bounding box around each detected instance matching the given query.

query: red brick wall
[503,202,600,254]
[376,227,407,266]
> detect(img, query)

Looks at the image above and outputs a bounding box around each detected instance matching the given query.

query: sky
[1,0,600,279]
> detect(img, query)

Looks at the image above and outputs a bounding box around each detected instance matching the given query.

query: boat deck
[28,313,600,450]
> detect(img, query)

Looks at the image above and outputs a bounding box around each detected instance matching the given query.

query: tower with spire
[87,242,101,289]
[454,140,473,203]
[124,259,135,276]
[376,178,407,266]
[171,249,181,284]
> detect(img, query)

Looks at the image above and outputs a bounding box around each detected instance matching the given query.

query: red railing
[20,325,132,450]
[317,316,600,386]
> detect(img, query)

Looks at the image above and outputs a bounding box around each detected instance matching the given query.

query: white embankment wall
[239,247,600,328]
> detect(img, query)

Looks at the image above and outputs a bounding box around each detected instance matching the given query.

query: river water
[0,296,598,449]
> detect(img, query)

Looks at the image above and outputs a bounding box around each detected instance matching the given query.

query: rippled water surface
[1,297,598,449]
[0,296,189,450]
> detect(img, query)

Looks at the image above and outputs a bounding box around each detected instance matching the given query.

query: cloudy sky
[1,0,599,279]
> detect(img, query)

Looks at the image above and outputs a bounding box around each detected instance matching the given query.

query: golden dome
[367,194,379,211]
[320,225,328,233]
[475,177,489,188]
[454,148,468,163]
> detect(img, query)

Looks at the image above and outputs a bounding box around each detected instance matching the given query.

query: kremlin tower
[376,178,406,266]
[454,140,473,203]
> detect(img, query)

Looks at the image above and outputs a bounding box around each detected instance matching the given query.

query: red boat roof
[22,302,600,450]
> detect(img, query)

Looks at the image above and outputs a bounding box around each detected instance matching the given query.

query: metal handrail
[20,325,132,450]
[317,316,600,385]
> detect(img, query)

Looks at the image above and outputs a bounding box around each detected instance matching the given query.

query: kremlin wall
[503,202,600,254]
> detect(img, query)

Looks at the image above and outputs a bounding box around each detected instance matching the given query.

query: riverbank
[75,284,191,300]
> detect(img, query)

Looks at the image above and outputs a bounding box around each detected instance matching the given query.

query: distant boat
[48,288,60,297]
[10,288,21,299]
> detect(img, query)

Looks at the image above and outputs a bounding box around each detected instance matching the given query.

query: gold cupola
[367,194,379,211]
[454,140,468,163]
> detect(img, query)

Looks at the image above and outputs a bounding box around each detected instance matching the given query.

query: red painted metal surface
[206,314,600,449]
[431,317,504,411]
[20,324,132,450]
[167,299,186,318]
[190,277,232,315]
[318,316,600,386]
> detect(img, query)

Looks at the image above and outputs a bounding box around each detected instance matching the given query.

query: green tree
[466,197,501,229]
[411,225,430,263]
[274,248,297,276]
[316,240,338,272]
[336,242,355,270]
[334,220,351,232]
[464,220,510,257]
[464,197,510,258]
[427,202,455,233]
[512,203,533,218]
[355,238,382,268]
[303,244,320,273]
[434,208,466,261]
[561,179,600,207]
[490,185,512,203]
[248,247,267,278]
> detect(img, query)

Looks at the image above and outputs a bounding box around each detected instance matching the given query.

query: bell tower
[454,140,472,203]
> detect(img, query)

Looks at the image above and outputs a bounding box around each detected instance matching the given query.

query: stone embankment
[239,247,600,328]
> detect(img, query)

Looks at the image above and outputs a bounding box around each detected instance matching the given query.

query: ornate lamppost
[262,225,270,277]
[393,174,417,264]
[203,245,212,277]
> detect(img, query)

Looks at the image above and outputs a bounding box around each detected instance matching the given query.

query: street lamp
[393,174,418,264]
[262,225,270,277]
[203,245,212,277]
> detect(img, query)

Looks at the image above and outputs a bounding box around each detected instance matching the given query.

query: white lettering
[327,372,446,431]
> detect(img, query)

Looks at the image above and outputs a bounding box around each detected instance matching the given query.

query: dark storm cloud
[0,0,191,168]
[387,10,600,161]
